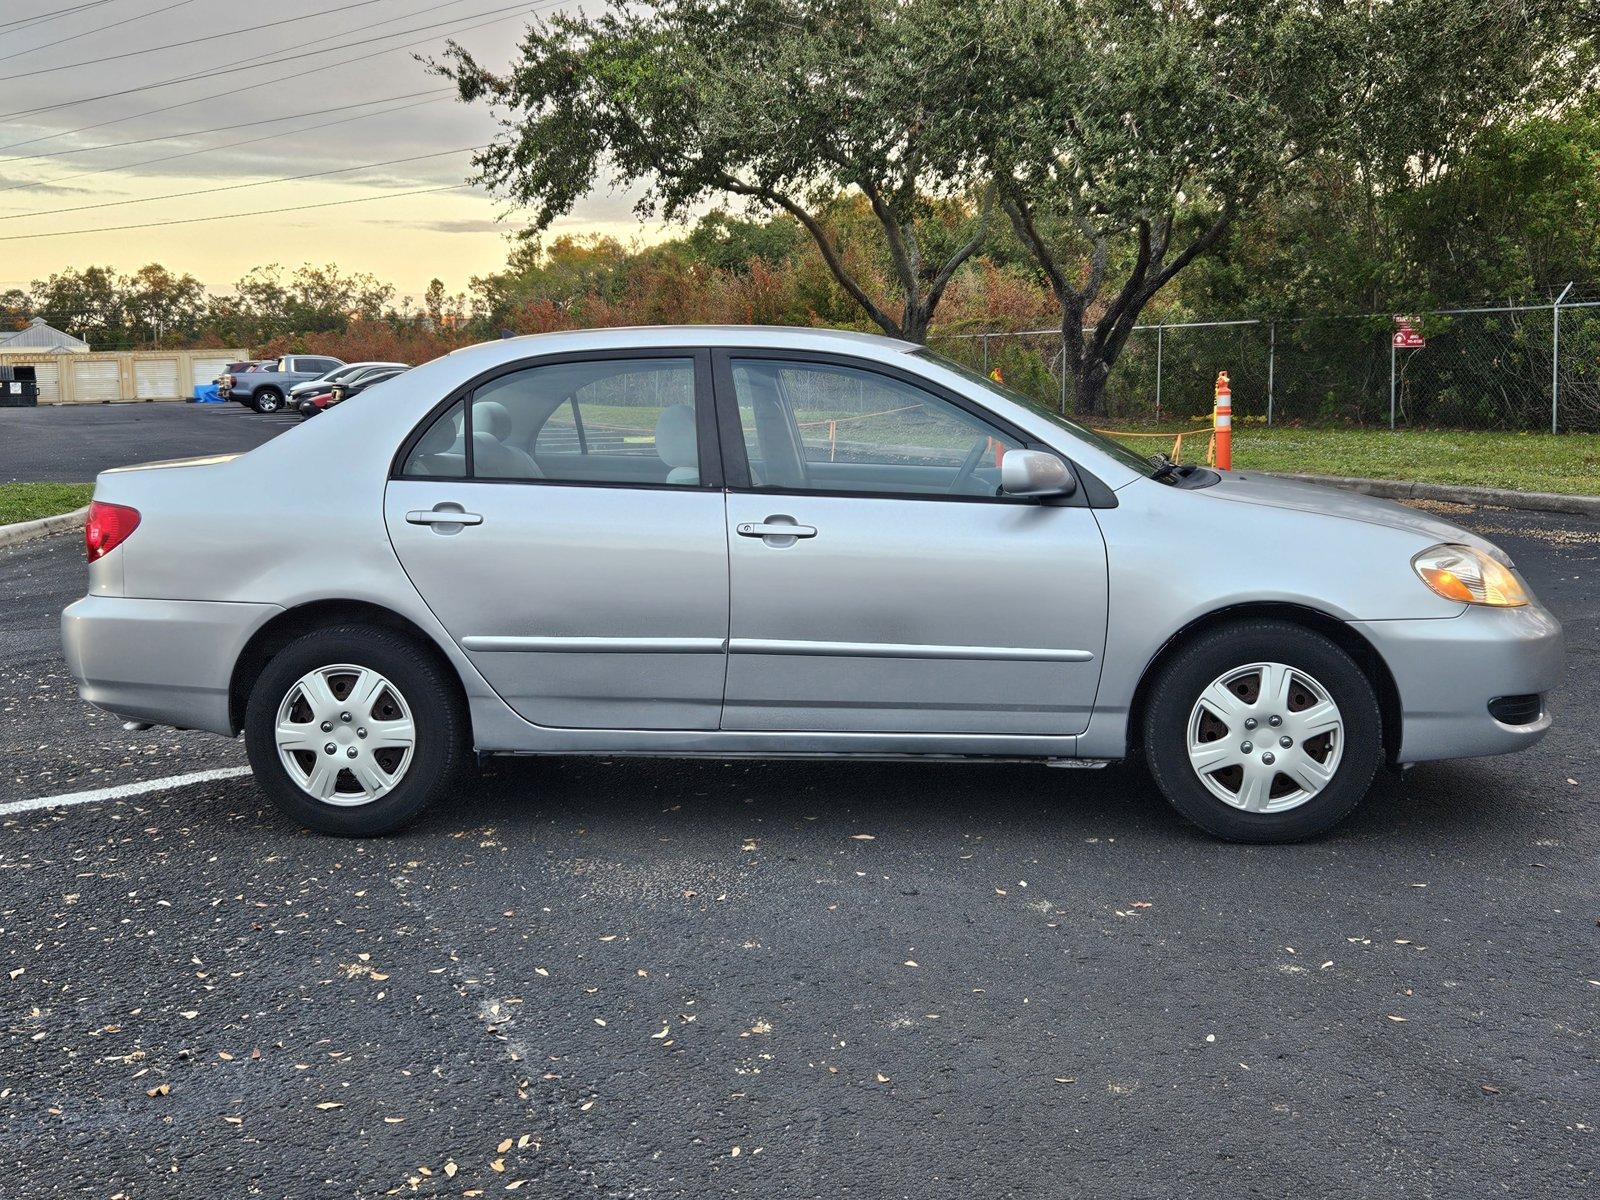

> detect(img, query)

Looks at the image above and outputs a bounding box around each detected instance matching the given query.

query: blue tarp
[192,384,224,404]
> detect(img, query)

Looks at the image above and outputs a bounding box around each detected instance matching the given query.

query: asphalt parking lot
[0,401,296,483]
[2,498,1596,1198]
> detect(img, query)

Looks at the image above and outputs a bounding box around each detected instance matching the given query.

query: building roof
[0,317,91,353]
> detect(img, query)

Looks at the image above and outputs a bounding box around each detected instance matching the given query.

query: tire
[244,625,469,836]
[252,388,283,414]
[1141,620,1383,843]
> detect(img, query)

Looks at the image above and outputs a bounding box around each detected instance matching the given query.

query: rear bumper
[1353,602,1564,763]
[61,596,281,736]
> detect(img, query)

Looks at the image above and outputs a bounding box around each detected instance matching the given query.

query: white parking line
[0,766,253,818]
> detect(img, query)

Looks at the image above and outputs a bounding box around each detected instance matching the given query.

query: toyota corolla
[62,327,1562,840]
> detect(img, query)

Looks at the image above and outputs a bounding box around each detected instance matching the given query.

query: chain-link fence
[931,293,1600,432]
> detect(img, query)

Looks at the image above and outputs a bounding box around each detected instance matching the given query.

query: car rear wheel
[244,625,468,836]
[252,388,283,413]
[1141,620,1383,842]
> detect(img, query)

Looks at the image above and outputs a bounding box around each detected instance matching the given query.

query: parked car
[221,354,344,413]
[62,327,1562,840]
[288,361,408,405]
[297,365,409,419]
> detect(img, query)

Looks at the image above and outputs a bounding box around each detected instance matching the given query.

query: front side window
[729,359,1020,497]
[400,358,701,486]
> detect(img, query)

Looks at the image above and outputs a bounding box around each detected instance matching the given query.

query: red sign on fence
[1392,316,1425,349]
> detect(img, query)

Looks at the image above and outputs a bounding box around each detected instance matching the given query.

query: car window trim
[391,347,724,489]
[708,347,1091,508]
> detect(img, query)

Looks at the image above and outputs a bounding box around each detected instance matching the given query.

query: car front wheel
[1142,620,1383,842]
[244,625,468,836]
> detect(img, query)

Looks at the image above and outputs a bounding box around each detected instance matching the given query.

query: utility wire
[5,0,407,80]
[0,184,472,241]
[0,0,196,66]
[0,0,124,36]
[0,87,450,166]
[0,92,451,196]
[0,0,538,120]
[0,1,543,152]
[0,144,482,220]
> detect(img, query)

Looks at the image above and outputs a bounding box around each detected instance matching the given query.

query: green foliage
[438,0,994,340]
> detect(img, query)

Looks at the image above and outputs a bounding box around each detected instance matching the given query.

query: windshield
[915,349,1160,479]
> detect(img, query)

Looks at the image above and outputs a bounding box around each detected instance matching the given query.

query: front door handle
[406,507,483,527]
[737,521,817,539]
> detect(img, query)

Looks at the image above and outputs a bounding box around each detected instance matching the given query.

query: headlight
[1412,544,1528,607]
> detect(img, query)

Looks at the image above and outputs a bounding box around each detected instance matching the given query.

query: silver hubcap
[1186,661,1343,814]
[274,664,415,806]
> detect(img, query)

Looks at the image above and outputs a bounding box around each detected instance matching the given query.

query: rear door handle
[406,508,482,527]
[737,521,817,539]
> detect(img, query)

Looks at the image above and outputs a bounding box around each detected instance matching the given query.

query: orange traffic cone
[1214,371,1232,470]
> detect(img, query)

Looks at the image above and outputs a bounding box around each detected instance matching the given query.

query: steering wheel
[948,437,990,495]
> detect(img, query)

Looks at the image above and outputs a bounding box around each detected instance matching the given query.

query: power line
[0,183,473,241]
[0,87,450,167]
[0,91,451,196]
[0,0,544,152]
[5,0,407,80]
[0,144,482,220]
[0,0,539,121]
[0,0,195,66]
[0,0,124,36]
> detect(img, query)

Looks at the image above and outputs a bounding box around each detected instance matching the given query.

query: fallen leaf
[1386,1015,1408,1023]
[497,1139,513,1153]
[903,960,919,968]
[179,1011,198,1020]
[315,1102,344,1110]
[1481,1084,1500,1095]
[850,834,876,840]
[444,1162,458,1178]
[490,1158,505,1173]
[146,1084,169,1098]
[876,1073,890,1083]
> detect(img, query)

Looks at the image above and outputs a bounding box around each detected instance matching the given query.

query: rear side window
[401,358,702,486]
[401,399,466,478]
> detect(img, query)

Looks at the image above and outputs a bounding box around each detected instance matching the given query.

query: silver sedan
[62,327,1562,840]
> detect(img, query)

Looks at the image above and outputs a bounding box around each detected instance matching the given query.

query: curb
[1276,474,1600,518]
[0,505,88,550]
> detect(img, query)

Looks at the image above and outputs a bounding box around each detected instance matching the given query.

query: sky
[0,0,663,301]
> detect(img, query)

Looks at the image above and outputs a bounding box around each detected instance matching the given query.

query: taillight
[85,501,140,562]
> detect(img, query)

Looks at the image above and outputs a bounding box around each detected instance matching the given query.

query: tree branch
[724,177,902,337]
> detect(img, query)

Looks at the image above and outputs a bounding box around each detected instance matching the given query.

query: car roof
[446,325,919,369]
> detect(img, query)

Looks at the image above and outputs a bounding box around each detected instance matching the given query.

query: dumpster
[0,366,37,407]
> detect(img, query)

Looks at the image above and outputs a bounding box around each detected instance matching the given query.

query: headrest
[476,399,513,440]
[654,404,698,469]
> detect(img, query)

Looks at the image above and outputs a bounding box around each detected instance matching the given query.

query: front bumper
[62,596,281,736]
[1352,602,1564,763]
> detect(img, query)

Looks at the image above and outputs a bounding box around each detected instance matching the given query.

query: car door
[385,350,731,731]
[714,351,1108,736]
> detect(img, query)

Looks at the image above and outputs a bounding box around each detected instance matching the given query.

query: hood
[1202,471,1508,559]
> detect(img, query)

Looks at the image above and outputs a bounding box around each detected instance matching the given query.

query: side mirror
[1000,449,1077,498]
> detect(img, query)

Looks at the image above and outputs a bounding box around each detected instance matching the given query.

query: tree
[439,0,991,343]
[122,263,206,346]
[923,0,1593,414]
[0,288,29,332]
[30,266,123,347]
